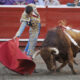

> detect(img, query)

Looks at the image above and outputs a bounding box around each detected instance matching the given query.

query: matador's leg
[27,31,39,56]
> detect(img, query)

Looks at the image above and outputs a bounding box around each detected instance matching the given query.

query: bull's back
[42,26,70,51]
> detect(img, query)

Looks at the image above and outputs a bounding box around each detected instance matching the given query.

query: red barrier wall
[0,6,80,46]
[46,8,80,30]
[0,7,47,39]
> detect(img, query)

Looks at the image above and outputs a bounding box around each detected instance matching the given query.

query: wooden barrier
[0,5,80,46]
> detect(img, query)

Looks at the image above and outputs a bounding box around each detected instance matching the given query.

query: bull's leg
[56,62,67,72]
[68,48,77,74]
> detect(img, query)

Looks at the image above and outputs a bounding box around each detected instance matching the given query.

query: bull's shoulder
[46,26,66,39]
[48,26,63,33]
[42,26,70,48]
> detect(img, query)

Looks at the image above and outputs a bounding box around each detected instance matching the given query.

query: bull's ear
[49,47,59,55]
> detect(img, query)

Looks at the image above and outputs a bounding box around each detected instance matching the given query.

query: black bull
[32,26,80,74]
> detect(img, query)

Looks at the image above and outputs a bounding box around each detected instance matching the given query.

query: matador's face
[28,11,33,17]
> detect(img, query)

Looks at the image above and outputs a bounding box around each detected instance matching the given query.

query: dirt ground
[0,48,80,80]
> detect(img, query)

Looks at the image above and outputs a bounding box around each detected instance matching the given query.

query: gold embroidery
[30,17,40,30]
[20,11,30,22]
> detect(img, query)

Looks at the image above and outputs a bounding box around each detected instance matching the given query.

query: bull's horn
[32,50,40,59]
[49,47,59,55]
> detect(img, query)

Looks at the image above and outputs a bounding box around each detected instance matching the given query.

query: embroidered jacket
[15,4,41,37]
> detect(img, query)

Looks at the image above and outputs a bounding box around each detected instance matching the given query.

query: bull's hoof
[72,69,78,75]
[56,69,60,72]
[73,72,77,75]
[72,72,77,75]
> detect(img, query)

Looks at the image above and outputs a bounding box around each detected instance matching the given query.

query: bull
[32,26,80,74]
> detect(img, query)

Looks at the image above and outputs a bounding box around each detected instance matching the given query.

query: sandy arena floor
[0,47,80,80]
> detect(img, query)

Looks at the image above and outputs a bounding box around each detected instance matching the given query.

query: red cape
[0,39,35,74]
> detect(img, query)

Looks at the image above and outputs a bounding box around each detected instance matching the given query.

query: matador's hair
[25,6,33,14]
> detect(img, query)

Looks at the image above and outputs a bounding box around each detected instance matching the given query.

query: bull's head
[32,47,59,72]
